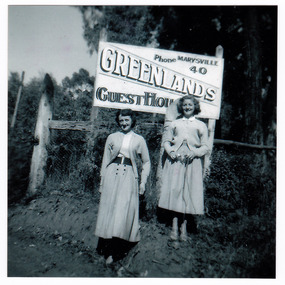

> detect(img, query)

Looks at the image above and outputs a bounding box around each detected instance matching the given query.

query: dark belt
[112,156,132,166]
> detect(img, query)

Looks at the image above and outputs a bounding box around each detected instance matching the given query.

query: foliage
[200,145,276,277]
[205,146,276,218]
[78,6,158,53]
[54,68,94,121]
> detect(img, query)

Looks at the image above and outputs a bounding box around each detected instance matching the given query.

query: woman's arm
[138,137,151,194]
[139,138,151,185]
[163,122,175,156]
[192,123,210,157]
[100,135,113,178]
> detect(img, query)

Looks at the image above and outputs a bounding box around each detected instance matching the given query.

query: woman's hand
[184,150,195,161]
[169,151,177,160]
[108,143,114,152]
[139,182,146,195]
[99,177,103,193]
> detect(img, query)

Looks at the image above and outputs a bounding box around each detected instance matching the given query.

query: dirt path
[8,228,114,277]
[8,193,116,277]
[7,192,262,278]
[8,192,200,277]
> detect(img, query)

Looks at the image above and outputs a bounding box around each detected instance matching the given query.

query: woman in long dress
[95,109,150,263]
[158,95,209,241]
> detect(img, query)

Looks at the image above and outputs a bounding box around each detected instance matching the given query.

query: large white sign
[94,41,224,119]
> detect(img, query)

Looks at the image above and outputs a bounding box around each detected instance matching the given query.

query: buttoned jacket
[164,118,209,157]
[100,131,151,184]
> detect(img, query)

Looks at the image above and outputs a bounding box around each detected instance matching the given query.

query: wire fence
[43,121,276,203]
[44,123,164,203]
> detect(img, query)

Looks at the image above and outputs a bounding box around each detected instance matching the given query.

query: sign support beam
[204,45,224,177]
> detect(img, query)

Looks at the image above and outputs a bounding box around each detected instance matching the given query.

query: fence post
[27,74,54,195]
[203,45,224,177]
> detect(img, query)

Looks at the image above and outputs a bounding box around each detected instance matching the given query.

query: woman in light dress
[95,109,150,264]
[158,95,209,242]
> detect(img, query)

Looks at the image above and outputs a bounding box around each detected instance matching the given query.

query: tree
[77,6,277,146]
[56,68,95,121]
[78,6,159,53]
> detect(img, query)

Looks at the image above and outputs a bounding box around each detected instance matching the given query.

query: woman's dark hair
[115,108,136,127]
[177,95,201,115]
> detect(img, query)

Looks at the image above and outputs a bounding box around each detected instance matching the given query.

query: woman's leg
[170,217,179,240]
[180,220,188,241]
[96,237,112,258]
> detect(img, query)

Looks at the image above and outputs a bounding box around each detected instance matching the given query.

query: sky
[8,5,97,84]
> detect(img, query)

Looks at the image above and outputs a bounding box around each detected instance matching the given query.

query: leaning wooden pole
[27,74,54,195]
[10,71,25,128]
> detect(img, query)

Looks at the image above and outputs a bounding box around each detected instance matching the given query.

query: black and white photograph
[3,0,283,281]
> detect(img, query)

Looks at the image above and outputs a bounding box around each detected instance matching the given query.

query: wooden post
[152,113,157,124]
[10,71,25,128]
[203,119,216,177]
[204,45,224,177]
[87,27,108,163]
[90,27,108,123]
[27,74,54,195]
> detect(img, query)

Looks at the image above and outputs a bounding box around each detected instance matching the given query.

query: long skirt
[158,157,204,215]
[95,163,140,242]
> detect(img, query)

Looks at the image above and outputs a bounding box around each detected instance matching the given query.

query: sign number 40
[189,66,207,75]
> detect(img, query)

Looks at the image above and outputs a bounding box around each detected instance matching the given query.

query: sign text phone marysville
[93,41,224,119]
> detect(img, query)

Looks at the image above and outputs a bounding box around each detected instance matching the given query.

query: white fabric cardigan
[100,131,151,185]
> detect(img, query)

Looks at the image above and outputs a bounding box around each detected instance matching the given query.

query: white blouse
[118,131,133,158]
[182,116,196,121]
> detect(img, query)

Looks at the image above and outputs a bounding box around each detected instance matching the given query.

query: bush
[201,145,276,277]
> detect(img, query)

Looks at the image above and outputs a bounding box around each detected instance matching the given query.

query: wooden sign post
[203,45,224,176]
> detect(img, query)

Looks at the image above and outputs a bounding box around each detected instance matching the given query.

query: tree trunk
[243,7,264,145]
[28,74,54,195]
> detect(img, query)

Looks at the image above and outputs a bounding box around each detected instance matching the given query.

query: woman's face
[118,115,133,133]
[182,99,195,118]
